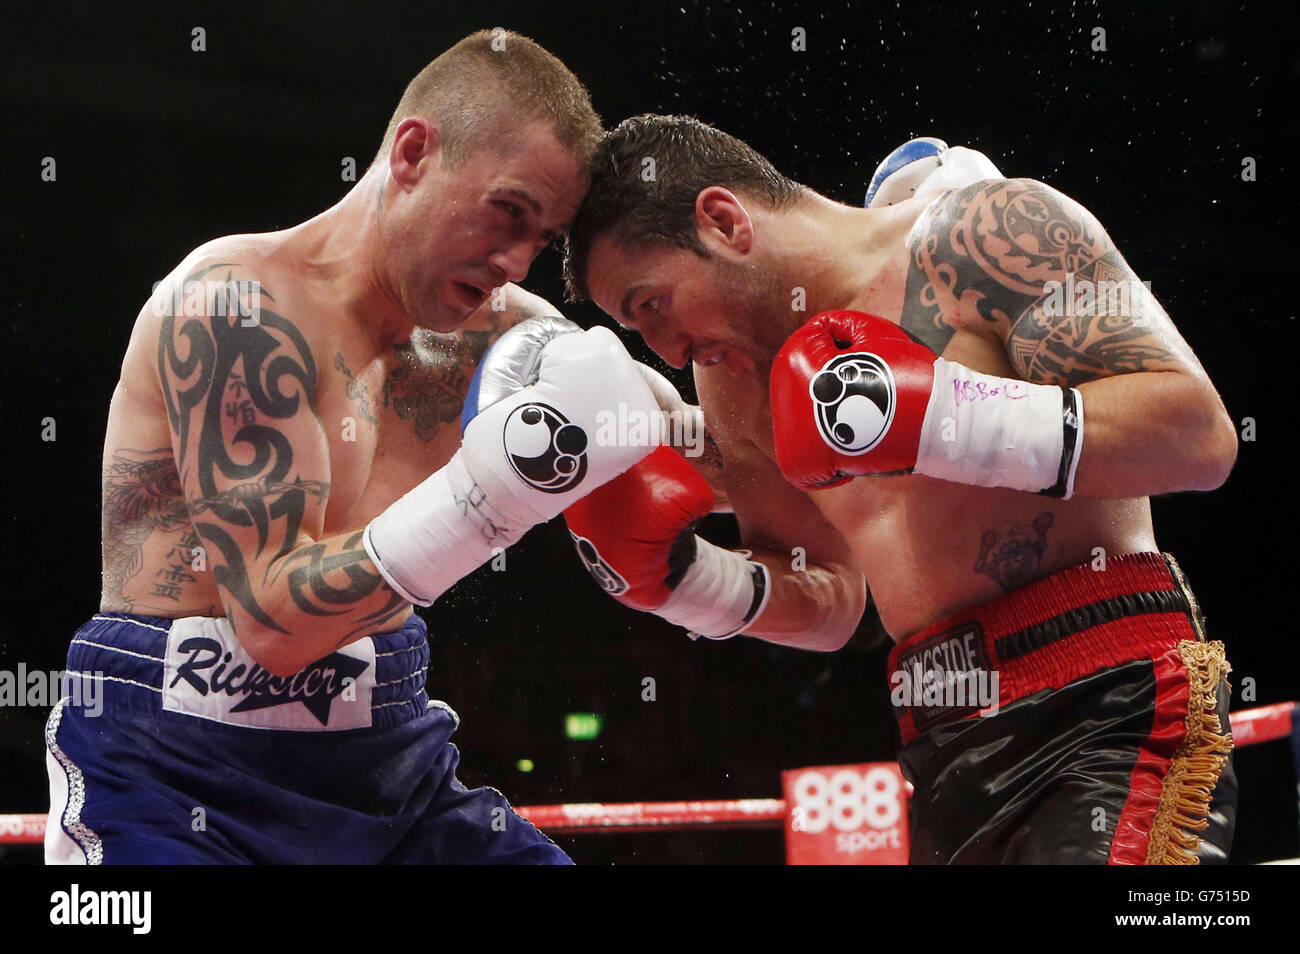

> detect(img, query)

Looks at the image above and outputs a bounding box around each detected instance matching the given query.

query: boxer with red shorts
[561,117,1239,863]
[890,552,1233,863]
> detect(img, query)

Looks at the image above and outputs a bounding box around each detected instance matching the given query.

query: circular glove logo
[502,403,588,493]
[809,353,896,455]
[568,530,628,595]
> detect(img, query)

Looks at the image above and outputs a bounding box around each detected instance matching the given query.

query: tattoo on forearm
[271,530,407,640]
[975,512,1054,593]
[149,527,205,603]
[901,179,1176,387]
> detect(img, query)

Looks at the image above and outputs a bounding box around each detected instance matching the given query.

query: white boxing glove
[635,360,706,451]
[363,315,661,605]
[865,137,1004,208]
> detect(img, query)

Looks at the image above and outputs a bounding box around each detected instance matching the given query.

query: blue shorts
[43,612,570,865]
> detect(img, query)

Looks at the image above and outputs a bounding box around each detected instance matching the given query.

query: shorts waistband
[64,612,431,732]
[887,552,1207,744]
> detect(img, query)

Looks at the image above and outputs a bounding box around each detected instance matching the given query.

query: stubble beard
[711,257,794,374]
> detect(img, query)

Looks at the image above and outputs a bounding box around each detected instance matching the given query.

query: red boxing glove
[566,447,712,613]
[770,310,1084,497]
[564,445,771,638]
[770,311,936,489]
[564,445,713,612]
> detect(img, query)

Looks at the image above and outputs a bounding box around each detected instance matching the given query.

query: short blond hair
[374,30,602,169]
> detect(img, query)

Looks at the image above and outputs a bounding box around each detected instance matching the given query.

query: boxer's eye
[496,201,525,222]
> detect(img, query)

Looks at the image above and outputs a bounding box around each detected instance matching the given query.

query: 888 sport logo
[789,766,902,834]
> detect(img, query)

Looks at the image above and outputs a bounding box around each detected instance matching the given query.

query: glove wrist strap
[914,358,1084,498]
[362,450,533,606]
[658,538,771,640]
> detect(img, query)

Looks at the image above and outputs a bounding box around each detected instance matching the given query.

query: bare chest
[706,264,1150,636]
[316,338,472,533]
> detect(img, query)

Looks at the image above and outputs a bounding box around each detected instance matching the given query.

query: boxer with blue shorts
[48,32,670,864]
[47,613,566,864]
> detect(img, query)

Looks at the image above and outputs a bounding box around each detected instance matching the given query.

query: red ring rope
[3,702,1293,845]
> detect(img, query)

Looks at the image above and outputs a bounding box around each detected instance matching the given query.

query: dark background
[1,0,1296,864]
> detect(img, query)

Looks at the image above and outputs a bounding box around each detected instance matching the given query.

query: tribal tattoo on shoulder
[900,179,1178,387]
[158,265,404,641]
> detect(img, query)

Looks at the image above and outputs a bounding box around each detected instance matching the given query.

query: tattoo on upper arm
[901,179,1177,387]
[159,268,329,632]
[1004,261,1177,387]
[101,447,194,607]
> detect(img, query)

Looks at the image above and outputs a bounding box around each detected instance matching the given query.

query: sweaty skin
[587,178,1235,645]
[102,256,548,625]
[100,119,587,675]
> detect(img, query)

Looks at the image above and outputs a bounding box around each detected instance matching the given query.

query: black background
[1,0,1296,865]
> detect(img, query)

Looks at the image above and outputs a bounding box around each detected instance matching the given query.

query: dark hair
[563,114,806,300]
[373,30,602,169]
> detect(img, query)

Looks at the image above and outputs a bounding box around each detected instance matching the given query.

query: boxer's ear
[389,116,440,188]
[694,186,754,256]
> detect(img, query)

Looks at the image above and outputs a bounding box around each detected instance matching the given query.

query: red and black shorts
[888,552,1235,864]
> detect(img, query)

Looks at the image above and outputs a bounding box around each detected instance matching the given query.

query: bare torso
[696,191,1157,640]
[100,230,537,625]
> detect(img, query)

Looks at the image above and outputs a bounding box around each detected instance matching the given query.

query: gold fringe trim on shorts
[1144,640,1233,865]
